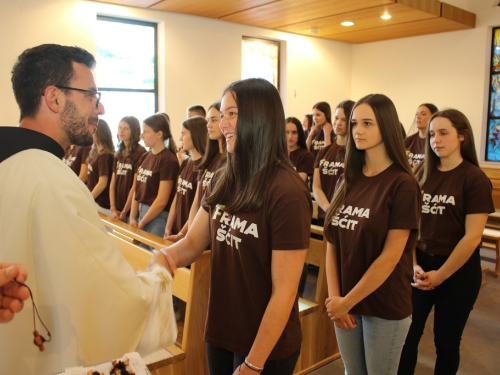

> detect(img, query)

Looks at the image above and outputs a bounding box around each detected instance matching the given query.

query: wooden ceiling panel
[219,0,395,29]
[88,0,476,44]
[150,0,277,19]
[277,1,440,37]
[91,0,162,7]
[327,16,473,44]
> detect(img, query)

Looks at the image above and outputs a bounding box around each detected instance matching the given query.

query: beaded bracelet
[244,357,263,373]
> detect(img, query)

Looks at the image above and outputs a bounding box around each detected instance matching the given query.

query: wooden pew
[99,213,210,375]
[482,227,500,277]
[294,225,340,374]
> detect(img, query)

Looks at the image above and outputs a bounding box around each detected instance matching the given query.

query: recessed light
[341,21,355,27]
[381,14,392,20]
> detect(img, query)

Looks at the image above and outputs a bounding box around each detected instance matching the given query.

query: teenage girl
[86,119,115,212]
[306,101,333,161]
[157,78,311,375]
[405,103,438,167]
[165,101,226,242]
[285,117,313,183]
[165,116,207,238]
[63,145,91,182]
[324,94,420,374]
[130,114,179,239]
[302,114,313,138]
[312,100,354,226]
[109,116,146,221]
[398,109,494,374]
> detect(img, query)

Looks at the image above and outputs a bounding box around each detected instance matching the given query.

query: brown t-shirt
[135,148,179,211]
[197,153,222,207]
[87,151,114,209]
[418,160,494,256]
[113,145,147,212]
[404,133,426,167]
[324,164,419,320]
[171,158,200,233]
[310,129,334,161]
[289,148,314,176]
[204,165,311,359]
[63,145,91,176]
[314,143,345,219]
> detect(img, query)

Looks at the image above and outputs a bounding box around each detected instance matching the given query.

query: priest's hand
[0,263,29,323]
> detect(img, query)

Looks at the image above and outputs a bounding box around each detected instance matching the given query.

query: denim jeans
[398,250,481,375]
[335,314,411,375]
[138,203,168,249]
[206,343,300,375]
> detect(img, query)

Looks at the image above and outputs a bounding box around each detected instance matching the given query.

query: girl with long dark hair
[164,116,207,237]
[312,100,354,225]
[285,117,313,183]
[157,78,311,374]
[130,114,179,240]
[324,94,420,374]
[109,116,146,221]
[405,103,438,167]
[398,109,494,374]
[86,119,114,212]
[306,101,333,161]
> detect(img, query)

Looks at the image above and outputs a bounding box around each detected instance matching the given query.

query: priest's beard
[61,99,96,147]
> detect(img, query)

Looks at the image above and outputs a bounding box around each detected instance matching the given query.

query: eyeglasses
[56,85,101,109]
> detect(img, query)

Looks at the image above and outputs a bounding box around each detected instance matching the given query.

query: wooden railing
[99,213,210,375]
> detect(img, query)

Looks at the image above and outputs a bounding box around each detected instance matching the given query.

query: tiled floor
[308,257,500,375]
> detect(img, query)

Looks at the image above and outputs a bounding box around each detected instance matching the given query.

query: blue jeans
[138,203,168,249]
[335,314,411,375]
[206,343,300,375]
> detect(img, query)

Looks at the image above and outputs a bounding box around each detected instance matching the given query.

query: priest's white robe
[0,149,175,374]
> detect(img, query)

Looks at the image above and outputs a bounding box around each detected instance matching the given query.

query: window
[95,16,158,143]
[241,37,280,90]
[486,27,500,161]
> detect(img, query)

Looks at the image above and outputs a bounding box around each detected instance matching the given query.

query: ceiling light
[309,28,319,34]
[381,14,392,20]
[341,21,354,27]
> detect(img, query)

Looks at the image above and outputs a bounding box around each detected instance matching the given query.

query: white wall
[0,0,352,142]
[351,0,500,161]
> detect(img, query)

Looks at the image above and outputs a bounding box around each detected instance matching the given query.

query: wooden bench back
[100,213,210,375]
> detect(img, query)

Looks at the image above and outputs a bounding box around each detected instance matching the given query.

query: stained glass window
[95,16,157,143]
[486,27,500,161]
[241,37,280,90]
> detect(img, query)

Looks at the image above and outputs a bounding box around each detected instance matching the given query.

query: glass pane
[96,19,155,90]
[241,38,279,89]
[493,28,500,73]
[98,91,156,149]
[490,74,500,118]
[486,119,500,162]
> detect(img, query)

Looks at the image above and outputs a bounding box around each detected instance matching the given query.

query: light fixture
[309,28,319,34]
[381,14,392,20]
[341,21,355,27]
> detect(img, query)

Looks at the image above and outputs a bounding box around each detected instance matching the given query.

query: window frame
[485,26,500,162]
[241,36,281,92]
[96,15,158,113]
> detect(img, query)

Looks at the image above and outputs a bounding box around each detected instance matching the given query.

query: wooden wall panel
[482,166,500,210]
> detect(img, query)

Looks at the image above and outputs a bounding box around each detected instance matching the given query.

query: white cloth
[0,149,176,374]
